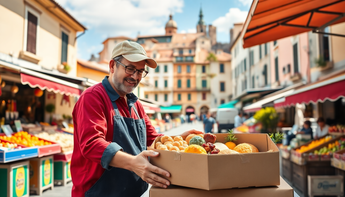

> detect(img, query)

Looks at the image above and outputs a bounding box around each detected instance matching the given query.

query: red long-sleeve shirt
[71,79,162,197]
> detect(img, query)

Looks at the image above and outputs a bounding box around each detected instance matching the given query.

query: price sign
[14,120,23,132]
[1,125,14,137]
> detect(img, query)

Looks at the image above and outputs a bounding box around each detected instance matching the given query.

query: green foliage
[269,132,284,144]
[225,129,237,142]
[45,104,55,113]
[253,107,279,133]
[206,53,217,62]
[62,62,71,72]
[315,56,326,67]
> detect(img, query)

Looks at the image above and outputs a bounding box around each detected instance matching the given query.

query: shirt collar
[102,76,138,106]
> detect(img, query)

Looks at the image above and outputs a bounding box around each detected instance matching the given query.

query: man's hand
[180,129,204,139]
[130,150,170,188]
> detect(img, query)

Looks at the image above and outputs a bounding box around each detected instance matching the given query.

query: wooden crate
[53,151,72,186]
[292,161,336,197]
[29,156,54,195]
[335,168,345,196]
[282,157,292,182]
[0,139,38,163]
[0,160,30,197]
[308,175,343,197]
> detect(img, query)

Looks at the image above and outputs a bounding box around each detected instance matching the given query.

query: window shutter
[27,12,38,54]
[61,32,68,63]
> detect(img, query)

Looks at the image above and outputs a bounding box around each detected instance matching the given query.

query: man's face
[109,58,146,96]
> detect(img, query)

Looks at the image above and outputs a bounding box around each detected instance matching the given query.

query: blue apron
[85,100,148,197]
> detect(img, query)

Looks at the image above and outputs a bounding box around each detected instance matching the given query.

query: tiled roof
[216,51,231,62]
[171,33,205,48]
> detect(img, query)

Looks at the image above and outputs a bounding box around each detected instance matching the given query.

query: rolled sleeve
[101,142,123,170]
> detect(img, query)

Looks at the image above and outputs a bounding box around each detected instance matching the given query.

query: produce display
[313,138,345,155]
[35,131,73,153]
[0,141,19,150]
[154,132,263,155]
[295,136,332,153]
[328,125,345,133]
[0,131,52,147]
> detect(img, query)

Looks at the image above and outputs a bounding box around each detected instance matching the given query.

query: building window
[177,79,181,88]
[220,82,225,92]
[164,80,168,88]
[250,50,254,66]
[155,80,158,88]
[220,64,224,73]
[187,65,191,73]
[188,93,191,100]
[320,27,330,61]
[179,49,183,55]
[176,57,183,62]
[220,99,225,104]
[273,40,277,46]
[259,45,262,59]
[185,56,194,62]
[164,65,168,73]
[275,57,279,81]
[178,94,181,101]
[244,58,247,71]
[26,11,38,54]
[263,64,268,86]
[189,49,192,54]
[153,53,156,58]
[202,80,207,88]
[252,75,255,88]
[177,65,181,73]
[155,65,160,73]
[264,43,267,55]
[293,43,299,73]
[244,77,247,90]
[61,31,68,64]
[202,66,206,73]
[164,94,168,102]
[187,79,191,88]
[145,94,148,99]
[202,93,206,100]
[155,94,158,101]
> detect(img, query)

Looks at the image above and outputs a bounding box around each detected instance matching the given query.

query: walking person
[71,40,202,197]
[203,112,216,133]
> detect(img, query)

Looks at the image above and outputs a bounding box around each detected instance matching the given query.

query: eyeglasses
[116,60,149,78]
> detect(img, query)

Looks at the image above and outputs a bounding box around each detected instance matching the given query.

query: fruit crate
[0,133,61,157]
[331,149,345,171]
[0,139,38,163]
[280,145,291,159]
[281,157,292,183]
[53,151,72,186]
[0,160,30,197]
[290,135,344,165]
[29,156,54,195]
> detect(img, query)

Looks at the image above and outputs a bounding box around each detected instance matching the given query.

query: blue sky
[56,0,251,60]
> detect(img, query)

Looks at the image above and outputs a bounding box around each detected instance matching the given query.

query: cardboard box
[150,133,280,190]
[150,177,293,197]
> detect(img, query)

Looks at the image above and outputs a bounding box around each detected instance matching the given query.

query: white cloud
[238,0,252,6]
[55,0,184,37]
[187,28,196,33]
[212,8,248,33]
[180,30,186,33]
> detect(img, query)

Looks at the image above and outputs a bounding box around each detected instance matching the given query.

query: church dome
[165,14,177,29]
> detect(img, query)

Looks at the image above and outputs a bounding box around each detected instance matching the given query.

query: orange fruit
[225,141,236,150]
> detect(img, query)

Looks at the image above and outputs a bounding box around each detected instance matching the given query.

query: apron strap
[132,105,140,119]
[111,101,120,116]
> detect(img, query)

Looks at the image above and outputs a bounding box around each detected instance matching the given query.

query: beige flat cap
[111,40,157,69]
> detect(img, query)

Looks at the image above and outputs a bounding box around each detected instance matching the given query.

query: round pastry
[233,143,259,153]
[161,136,174,144]
[166,144,173,150]
[164,141,173,146]
[178,146,185,151]
[170,146,180,152]
[172,141,180,147]
[185,134,196,145]
[213,142,230,151]
[155,142,162,149]
[219,149,239,154]
[157,144,168,150]
[174,136,183,141]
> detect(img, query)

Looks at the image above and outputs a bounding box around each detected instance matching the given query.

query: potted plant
[253,107,279,134]
[315,56,333,71]
[290,72,301,82]
[45,104,55,123]
[58,62,71,73]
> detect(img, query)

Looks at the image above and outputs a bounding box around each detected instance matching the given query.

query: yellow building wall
[0,0,78,76]
[331,23,345,64]
[173,92,198,104]
[77,63,108,83]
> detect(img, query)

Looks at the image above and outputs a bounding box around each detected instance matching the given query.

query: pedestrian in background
[203,112,216,133]
[234,111,243,128]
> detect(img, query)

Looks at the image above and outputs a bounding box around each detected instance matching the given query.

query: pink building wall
[270,32,309,86]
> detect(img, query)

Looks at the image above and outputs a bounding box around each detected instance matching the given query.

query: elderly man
[71,41,202,197]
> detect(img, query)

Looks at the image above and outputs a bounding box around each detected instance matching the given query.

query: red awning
[21,73,82,96]
[141,102,160,112]
[280,74,345,106]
